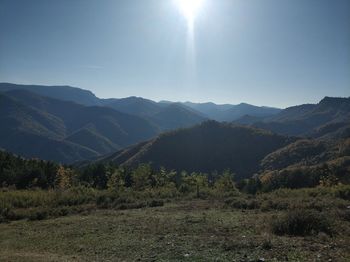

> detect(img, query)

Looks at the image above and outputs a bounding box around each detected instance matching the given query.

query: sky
[0,0,349,108]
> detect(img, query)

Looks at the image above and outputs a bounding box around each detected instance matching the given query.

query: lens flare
[175,0,205,92]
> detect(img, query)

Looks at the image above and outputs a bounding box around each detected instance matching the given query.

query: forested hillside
[249,97,350,136]
[103,121,294,179]
[258,137,350,191]
[0,91,159,162]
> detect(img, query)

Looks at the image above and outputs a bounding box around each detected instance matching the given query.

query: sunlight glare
[176,0,204,25]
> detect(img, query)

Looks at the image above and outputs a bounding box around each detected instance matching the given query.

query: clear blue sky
[0,0,349,107]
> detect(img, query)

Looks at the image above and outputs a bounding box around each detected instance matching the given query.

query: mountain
[182,102,233,120]
[261,139,332,171]
[0,83,101,106]
[183,101,281,121]
[0,83,280,123]
[102,121,294,179]
[148,103,206,131]
[241,97,350,137]
[0,93,99,162]
[0,83,284,129]
[259,136,350,190]
[102,98,206,130]
[102,96,160,117]
[233,115,265,125]
[0,83,206,131]
[223,103,282,121]
[0,90,160,163]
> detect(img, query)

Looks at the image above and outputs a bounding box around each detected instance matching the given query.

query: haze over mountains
[0,83,349,172]
[237,96,350,138]
[0,83,281,123]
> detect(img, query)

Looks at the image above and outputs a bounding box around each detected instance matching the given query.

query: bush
[225,197,260,210]
[271,209,333,236]
[333,185,350,200]
[0,202,12,222]
[148,200,164,207]
[28,209,48,221]
[337,210,350,222]
[260,200,289,211]
[261,238,273,250]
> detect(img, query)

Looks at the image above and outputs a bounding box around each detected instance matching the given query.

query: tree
[107,167,125,192]
[131,164,152,191]
[215,169,237,193]
[55,165,76,190]
[79,163,108,189]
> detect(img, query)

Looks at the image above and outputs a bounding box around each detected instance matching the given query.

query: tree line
[0,150,347,194]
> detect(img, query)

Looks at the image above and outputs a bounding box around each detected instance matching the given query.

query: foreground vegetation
[0,185,350,261]
[1,150,350,261]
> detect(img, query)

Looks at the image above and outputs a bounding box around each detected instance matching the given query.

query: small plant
[271,209,333,236]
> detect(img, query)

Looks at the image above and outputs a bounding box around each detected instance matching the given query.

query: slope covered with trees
[103,121,294,179]
[0,91,159,163]
[0,83,101,106]
[258,137,350,191]
[250,97,350,137]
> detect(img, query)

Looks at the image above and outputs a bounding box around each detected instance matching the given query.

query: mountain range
[236,96,350,137]
[0,90,159,162]
[0,83,281,123]
[0,82,349,167]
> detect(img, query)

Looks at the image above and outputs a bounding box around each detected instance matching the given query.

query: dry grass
[0,198,349,261]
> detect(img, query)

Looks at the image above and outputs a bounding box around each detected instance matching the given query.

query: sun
[175,0,204,24]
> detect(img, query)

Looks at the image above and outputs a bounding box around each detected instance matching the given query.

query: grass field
[1,196,350,262]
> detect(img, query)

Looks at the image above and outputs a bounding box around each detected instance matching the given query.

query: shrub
[271,209,333,236]
[225,197,260,210]
[0,202,12,222]
[148,200,164,207]
[28,209,48,221]
[337,210,350,222]
[333,185,350,200]
[260,200,289,211]
[261,238,273,250]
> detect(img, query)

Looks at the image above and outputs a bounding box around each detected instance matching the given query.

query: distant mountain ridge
[183,101,281,121]
[0,83,282,122]
[236,96,350,137]
[0,83,101,106]
[0,90,159,163]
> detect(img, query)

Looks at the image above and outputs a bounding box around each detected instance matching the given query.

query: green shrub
[271,209,333,236]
